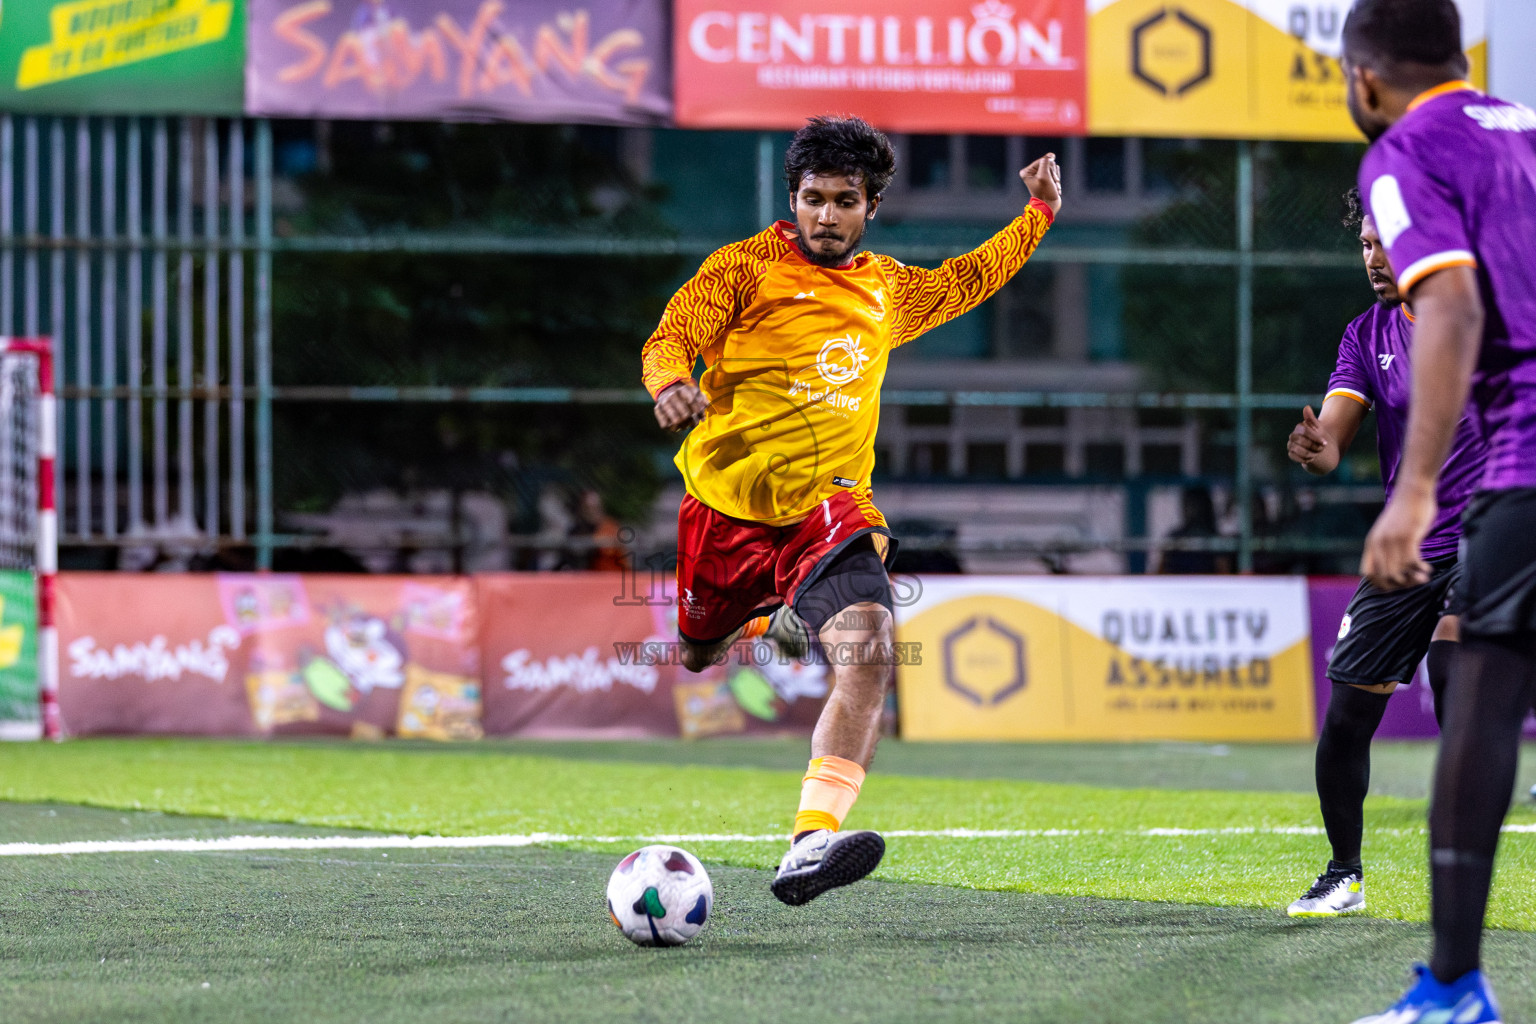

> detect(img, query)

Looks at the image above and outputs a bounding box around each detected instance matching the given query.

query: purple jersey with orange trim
[1327,302,1487,559]
[1360,82,1536,491]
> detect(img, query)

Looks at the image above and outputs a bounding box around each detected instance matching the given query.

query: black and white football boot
[1286,862,1364,917]
[770,828,885,906]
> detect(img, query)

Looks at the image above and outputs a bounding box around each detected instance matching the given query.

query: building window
[1142,444,1184,476]
[965,135,1008,190]
[1025,443,1066,476]
[908,135,951,190]
[1025,136,1065,164]
[1020,407,1068,428]
[1086,442,1126,478]
[1086,137,1126,193]
[906,405,951,427]
[966,443,1007,479]
[908,442,950,476]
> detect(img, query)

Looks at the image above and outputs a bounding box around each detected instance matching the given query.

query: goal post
[0,338,56,741]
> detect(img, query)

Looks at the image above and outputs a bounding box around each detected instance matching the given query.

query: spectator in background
[572,489,626,571]
[1158,486,1232,575]
[533,484,574,571]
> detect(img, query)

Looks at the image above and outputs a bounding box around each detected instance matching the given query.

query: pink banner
[476,573,829,739]
[247,0,671,124]
[58,573,482,739]
[55,572,829,740]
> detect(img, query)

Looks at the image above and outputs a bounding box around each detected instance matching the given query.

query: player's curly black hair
[783,115,896,203]
[1343,0,1465,73]
[1342,187,1365,230]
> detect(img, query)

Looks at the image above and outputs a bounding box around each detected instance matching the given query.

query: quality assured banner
[1087,0,1487,140]
[897,576,1315,741]
[673,0,1086,134]
[247,0,671,123]
[0,0,246,114]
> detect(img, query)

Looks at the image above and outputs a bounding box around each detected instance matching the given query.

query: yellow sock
[793,755,865,837]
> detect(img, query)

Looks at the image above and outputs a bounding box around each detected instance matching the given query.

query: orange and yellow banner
[897,576,1315,741]
[1087,0,1487,140]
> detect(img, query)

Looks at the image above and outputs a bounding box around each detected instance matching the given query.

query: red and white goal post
[0,338,58,740]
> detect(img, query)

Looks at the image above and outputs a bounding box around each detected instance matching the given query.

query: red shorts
[675,489,892,644]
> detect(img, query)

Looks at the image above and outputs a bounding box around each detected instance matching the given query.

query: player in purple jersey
[1282,188,1487,921]
[1344,0,1536,1021]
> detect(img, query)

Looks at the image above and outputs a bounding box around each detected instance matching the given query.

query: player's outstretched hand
[1362,486,1436,590]
[1287,405,1337,474]
[655,381,708,432]
[1021,154,1062,217]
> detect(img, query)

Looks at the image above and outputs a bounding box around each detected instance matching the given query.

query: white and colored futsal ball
[605,845,713,946]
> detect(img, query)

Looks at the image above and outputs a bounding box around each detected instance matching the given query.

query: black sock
[1428,634,1536,984]
[1426,639,1459,728]
[1316,683,1390,867]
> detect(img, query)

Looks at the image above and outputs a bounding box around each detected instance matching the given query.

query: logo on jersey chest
[815,335,871,387]
[1378,353,1396,371]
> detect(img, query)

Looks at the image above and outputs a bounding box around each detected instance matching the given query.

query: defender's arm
[1288,398,1367,475]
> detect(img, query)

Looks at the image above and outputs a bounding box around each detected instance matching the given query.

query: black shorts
[1459,488,1536,640]
[1326,555,1460,687]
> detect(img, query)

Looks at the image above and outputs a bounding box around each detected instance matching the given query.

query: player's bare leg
[772,600,893,906]
[811,601,893,769]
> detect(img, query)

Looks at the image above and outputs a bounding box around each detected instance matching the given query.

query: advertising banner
[0,570,37,738]
[673,0,1087,134]
[1086,0,1488,141]
[0,0,245,114]
[1307,576,1536,741]
[896,576,1315,741]
[247,0,671,124]
[56,573,482,739]
[477,573,828,739]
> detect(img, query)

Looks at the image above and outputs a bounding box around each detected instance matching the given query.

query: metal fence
[0,116,1364,573]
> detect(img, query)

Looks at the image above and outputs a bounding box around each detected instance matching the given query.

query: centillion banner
[1087,0,1487,141]
[897,576,1315,741]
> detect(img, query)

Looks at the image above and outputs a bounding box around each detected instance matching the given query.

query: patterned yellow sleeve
[641,229,785,399]
[883,203,1053,347]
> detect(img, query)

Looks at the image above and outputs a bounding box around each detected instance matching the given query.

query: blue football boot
[1350,963,1501,1023]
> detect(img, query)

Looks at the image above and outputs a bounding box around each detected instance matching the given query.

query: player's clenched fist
[655,381,708,432]
[1021,153,1063,217]
[1287,405,1339,474]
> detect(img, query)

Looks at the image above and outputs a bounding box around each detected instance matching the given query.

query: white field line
[0,823,1533,857]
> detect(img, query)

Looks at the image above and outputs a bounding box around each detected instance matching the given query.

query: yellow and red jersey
[642,201,1054,525]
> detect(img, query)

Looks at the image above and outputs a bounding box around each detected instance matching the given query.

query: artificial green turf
[2,804,1534,1024]
[2,739,1535,927]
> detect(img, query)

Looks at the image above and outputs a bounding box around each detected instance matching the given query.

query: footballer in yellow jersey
[642,116,1061,906]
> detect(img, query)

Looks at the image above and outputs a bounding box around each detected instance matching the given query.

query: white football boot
[770,829,885,906]
[1286,864,1365,917]
[765,605,812,660]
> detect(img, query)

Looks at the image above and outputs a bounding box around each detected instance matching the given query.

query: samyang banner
[896,575,1315,741]
[476,573,828,739]
[56,573,482,739]
[1086,0,1488,141]
[0,0,246,114]
[247,0,671,124]
[673,0,1087,134]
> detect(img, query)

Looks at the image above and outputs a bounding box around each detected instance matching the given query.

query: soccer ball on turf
[605,845,713,946]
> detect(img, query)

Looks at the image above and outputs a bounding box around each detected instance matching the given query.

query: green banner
[0,0,245,114]
[0,569,35,731]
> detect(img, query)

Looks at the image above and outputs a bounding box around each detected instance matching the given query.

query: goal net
[0,339,55,740]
